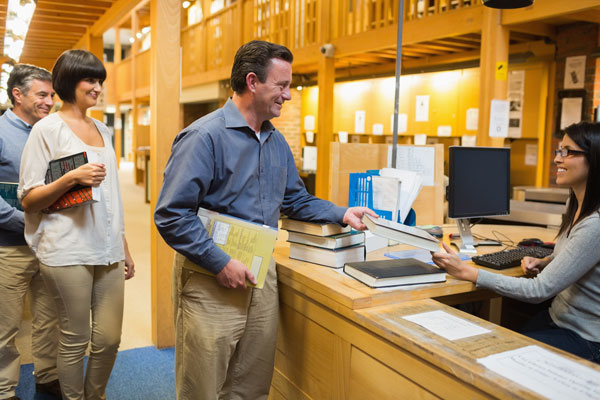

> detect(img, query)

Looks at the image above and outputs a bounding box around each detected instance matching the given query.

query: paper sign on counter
[402,310,491,340]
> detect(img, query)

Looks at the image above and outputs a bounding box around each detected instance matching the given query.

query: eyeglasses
[554,148,587,158]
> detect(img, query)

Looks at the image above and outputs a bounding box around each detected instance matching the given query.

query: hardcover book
[180,208,278,289]
[362,214,440,252]
[0,182,22,211]
[45,152,100,211]
[287,231,364,250]
[280,218,350,236]
[344,258,446,288]
[289,242,365,269]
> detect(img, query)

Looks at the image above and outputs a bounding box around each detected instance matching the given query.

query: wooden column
[149,0,180,349]
[131,12,139,181]
[316,0,334,200]
[477,8,509,147]
[317,55,335,200]
[84,31,105,122]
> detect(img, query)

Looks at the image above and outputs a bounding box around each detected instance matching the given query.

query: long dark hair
[558,122,600,236]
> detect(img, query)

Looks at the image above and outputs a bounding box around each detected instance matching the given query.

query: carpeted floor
[16,346,175,400]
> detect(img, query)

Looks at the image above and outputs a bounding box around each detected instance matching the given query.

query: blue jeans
[521,309,600,364]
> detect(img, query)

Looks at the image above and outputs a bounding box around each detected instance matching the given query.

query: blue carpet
[16,347,175,400]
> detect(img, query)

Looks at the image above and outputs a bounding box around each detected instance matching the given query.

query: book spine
[47,187,95,211]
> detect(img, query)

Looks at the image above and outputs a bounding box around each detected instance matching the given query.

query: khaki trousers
[40,262,124,400]
[173,253,279,400]
[0,245,58,400]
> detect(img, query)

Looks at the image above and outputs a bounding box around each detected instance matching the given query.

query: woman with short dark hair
[19,49,135,399]
[432,121,600,364]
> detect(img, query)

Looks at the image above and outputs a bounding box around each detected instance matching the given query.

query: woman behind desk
[432,122,600,364]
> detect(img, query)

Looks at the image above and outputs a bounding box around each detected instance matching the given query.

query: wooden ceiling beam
[35,4,106,14]
[562,10,600,24]
[34,10,99,21]
[509,21,556,39]
[502,0,600,25]
[38,0,115,9]
[27,22,87,34]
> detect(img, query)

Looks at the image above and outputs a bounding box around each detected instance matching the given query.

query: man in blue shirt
[0,64,61,400]
[155,41,374,399]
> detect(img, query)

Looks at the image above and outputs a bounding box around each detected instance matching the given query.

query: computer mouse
[518,238,544,247]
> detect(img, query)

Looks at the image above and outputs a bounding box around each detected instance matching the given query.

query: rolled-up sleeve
[18,124,52,201]
[280,142,347,224]
[154,129,230,274]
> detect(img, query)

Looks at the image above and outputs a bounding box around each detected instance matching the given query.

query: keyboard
[471,246,554,270]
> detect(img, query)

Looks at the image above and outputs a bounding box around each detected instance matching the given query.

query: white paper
[304,115,315,131]
[478,345,600,400]
[489,99,509,138]
[355,110,366,133]
[564,55,586,90]
[437,125,451,137]
[372,175,401,222]
[415,95,429,122]
[212,221,231,245]
[508,70,525,138]
[305,131,314,144]
[338,131,348,143]
[525,144,538,166]
[414,134,427,145]
[391,113,408,133]
[302,146,317,171]
[461,135,477,147]
[387,146,435,187]
[402,310,491,341]
[372,123,384,135]
[466,108,478,131]
[380,167,422,222]
[560,97,583,129]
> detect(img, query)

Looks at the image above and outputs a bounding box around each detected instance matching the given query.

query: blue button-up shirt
[154,99,346,274]
[0,109,32,246]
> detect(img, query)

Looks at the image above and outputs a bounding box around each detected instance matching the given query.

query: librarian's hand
[343,207,377,231]
[69,163,106,187]
[521,256,544,277]
[216,259,256,289]
[124,255,135,280]
[431,242,478,283]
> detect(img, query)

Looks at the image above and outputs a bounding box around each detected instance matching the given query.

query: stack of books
[281,218,365,268]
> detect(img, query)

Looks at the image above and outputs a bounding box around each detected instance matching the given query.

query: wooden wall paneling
[116,58,133,102]
[149,0,180,349]
[542,61,556,187]
[456,68,480,140]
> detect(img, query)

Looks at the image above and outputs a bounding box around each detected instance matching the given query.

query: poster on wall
[564,55,586,90]
[525,144,538,166]
[560,97,583,129]
[304,115,315,131]
[489,99,509,138]
[355,110,366,133]
[508,70,525,138]
[415,95,429,122]
[391,113,408,133]
[466,108,478,131]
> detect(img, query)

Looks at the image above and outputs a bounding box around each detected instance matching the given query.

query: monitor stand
[454,219,500,254]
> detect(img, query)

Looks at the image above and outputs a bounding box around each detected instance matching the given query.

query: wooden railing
[114,0,484,94]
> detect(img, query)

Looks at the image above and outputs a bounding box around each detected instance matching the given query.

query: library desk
[269,224,600,399]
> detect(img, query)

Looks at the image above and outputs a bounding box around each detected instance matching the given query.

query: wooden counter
[270,224,600,399]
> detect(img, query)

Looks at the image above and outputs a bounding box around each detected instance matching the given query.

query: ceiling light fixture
[482,0,533,9]
[3,0,37,62]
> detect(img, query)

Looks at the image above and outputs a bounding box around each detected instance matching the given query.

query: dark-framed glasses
[554,148,587,158]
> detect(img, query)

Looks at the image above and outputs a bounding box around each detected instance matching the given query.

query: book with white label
[362,214,440,252]
[287,231,364,250]
[289,242,365,269]
[280,218,350,236]
[344,258,446,288]
[179,208,278,289]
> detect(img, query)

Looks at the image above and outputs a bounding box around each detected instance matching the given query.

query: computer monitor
[448,146,510,253]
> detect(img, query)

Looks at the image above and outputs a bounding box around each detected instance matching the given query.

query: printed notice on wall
[402,310,491,341]
[508,70,525,138]
[478,345,600,400]
[372,123,384,135]
[437,125,451,137]
[387,146,435,186]
[525,144,538,166]
[489,99,509,138]
[560,97,583,129]
[415,95,429,122]
[466,108,478,131]
[355,110,366,133]
[304,115,315,131]
[564,55,586,90]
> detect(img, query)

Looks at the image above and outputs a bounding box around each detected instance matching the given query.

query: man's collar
[223,98,275,134]
[4,108,33,129]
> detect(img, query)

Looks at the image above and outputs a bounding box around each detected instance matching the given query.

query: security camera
[320,43,334,58]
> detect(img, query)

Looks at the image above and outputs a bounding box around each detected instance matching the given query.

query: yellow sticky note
[496,62,508,80]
